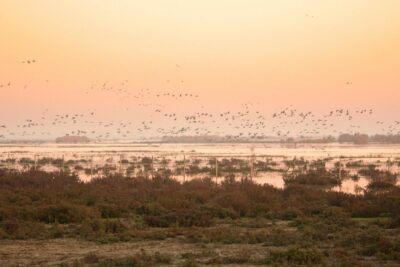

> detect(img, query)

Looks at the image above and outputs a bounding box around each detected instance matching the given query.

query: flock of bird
[1,99,398,141]
[1,60,400,141]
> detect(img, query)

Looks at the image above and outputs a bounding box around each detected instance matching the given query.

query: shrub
[144,210,212,227]
[36,203,86,224]
[270,247,323,265]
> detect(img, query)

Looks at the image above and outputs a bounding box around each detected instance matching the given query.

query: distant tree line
[338,134,400,144]
[283,134,400,144]
[337,133,370,144]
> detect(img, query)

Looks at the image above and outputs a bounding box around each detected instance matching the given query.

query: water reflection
[1,143,399,194]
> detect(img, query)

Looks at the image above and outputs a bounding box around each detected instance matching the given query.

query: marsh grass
[0,168,399,266]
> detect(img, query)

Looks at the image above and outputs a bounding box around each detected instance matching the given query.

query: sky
[0,1,400,139]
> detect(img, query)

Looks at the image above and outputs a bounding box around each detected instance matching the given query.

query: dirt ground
[0,238,268,266]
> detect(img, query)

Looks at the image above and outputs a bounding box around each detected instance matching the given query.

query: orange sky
[1,1,400,138]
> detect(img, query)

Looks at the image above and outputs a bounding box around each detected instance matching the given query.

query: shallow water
[1,142,399,194]
[1,142,400,157]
